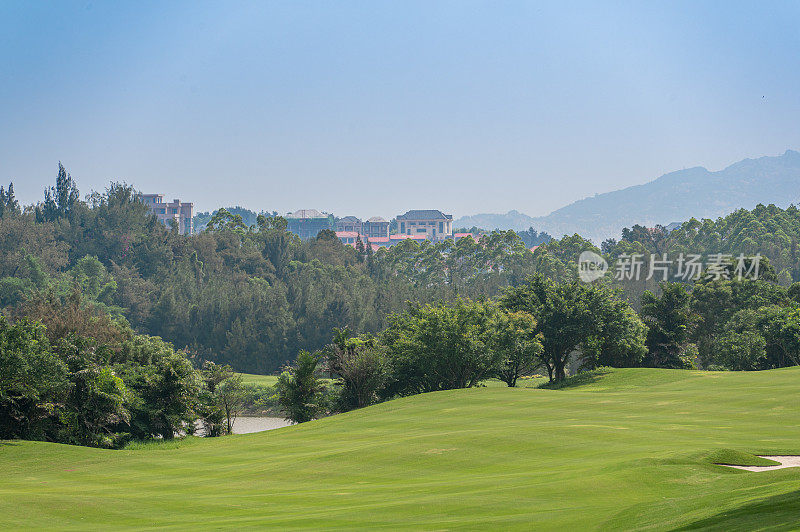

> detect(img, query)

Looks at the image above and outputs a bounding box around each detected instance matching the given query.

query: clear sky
[1,1,799,218]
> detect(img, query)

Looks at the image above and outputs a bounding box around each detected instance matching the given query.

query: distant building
[390,234,428,243]
[395,210,453,241]
[453,232,481,242]
[336,216,363,234]
[286,209,333,239]
[363,216,390,239]
[137,193,194,235]
[335,231,360,246]
[366,236,392,249]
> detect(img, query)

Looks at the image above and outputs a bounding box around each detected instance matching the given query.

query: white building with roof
[395,210,453,241]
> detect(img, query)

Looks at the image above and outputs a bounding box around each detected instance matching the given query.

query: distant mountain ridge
[454,150,800,243]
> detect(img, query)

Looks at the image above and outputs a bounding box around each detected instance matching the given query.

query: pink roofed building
[335,231,360,246]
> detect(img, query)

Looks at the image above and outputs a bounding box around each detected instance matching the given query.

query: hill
[455,150,800,242]
[2,367,800,529]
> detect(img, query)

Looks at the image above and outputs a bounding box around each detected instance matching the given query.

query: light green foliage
[381,299,502,395]
[488,310,542,387]
[199,362,245,436]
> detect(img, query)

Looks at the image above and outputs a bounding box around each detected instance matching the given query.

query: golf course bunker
[719,456,800,472]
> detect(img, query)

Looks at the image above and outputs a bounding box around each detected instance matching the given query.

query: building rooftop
[390,234,428,240]
[335,231,360,238]
[396,210,453,220]
[338,216,361,223]
[288,209,327,219]
[367,216,388,223]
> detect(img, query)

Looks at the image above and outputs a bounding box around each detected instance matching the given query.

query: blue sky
[1,1,799,218]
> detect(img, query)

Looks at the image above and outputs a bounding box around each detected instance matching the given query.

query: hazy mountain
[454,150,800,243]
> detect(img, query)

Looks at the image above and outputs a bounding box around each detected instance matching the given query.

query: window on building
[439,222,443,232]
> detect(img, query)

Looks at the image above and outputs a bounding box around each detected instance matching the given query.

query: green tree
[500,276,595,383]
[582,293,648,369]
[0,317,68,440]
[55,335,129,448]
[326,328,388,410]
[36,162,80,222]
[381,299,501,395]
[276,350,324,423]
[126,351,200,440]
[199,361,245,436]
[489,310,542,387]
[0,182,20,218]
[640,283,694,368]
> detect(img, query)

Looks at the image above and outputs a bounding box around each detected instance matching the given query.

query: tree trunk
[554,356,567,382]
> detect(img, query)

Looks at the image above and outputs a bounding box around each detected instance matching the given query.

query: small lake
[232,416,292,434]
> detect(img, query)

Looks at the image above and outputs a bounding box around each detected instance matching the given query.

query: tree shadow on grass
[537,368,612,390]
[675,490,800,531]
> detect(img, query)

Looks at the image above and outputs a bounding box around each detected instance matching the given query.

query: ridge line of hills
[454,149,800,243]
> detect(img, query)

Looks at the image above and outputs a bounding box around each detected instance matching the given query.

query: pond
[231,416,292,434]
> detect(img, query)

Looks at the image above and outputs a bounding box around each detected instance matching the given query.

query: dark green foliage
[326,328,388,410]
[54,335,129,448]
[124,351,200,440]
[0,292,203,447]
[640,283,695,368]
[516,227,552,248]
[276,350,325,423]
[36,163,80,223]
[0,182,20,219]
[0,318,67,440]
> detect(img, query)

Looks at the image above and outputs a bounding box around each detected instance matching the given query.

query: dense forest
[2,166,800,377]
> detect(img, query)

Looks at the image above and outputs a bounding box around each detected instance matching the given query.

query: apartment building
[286,209,334,239]
[137,193,194,235]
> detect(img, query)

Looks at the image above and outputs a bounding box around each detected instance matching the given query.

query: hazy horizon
[2,1,799,219]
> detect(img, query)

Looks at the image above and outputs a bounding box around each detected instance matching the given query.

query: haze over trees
[5,165,800,435]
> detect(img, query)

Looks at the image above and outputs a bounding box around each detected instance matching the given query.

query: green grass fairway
[239,373,279,386]
[2,368,800,530]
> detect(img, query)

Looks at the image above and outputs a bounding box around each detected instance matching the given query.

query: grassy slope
[2,367,800,530]
[240,373,279,386]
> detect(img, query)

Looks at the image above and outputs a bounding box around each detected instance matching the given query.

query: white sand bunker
[720,456,800,472]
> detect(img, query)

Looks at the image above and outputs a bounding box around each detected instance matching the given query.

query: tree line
[3,165,800,434]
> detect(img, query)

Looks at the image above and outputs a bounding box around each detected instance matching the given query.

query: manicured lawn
[239,373,279,386]
[2,367,800,529]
